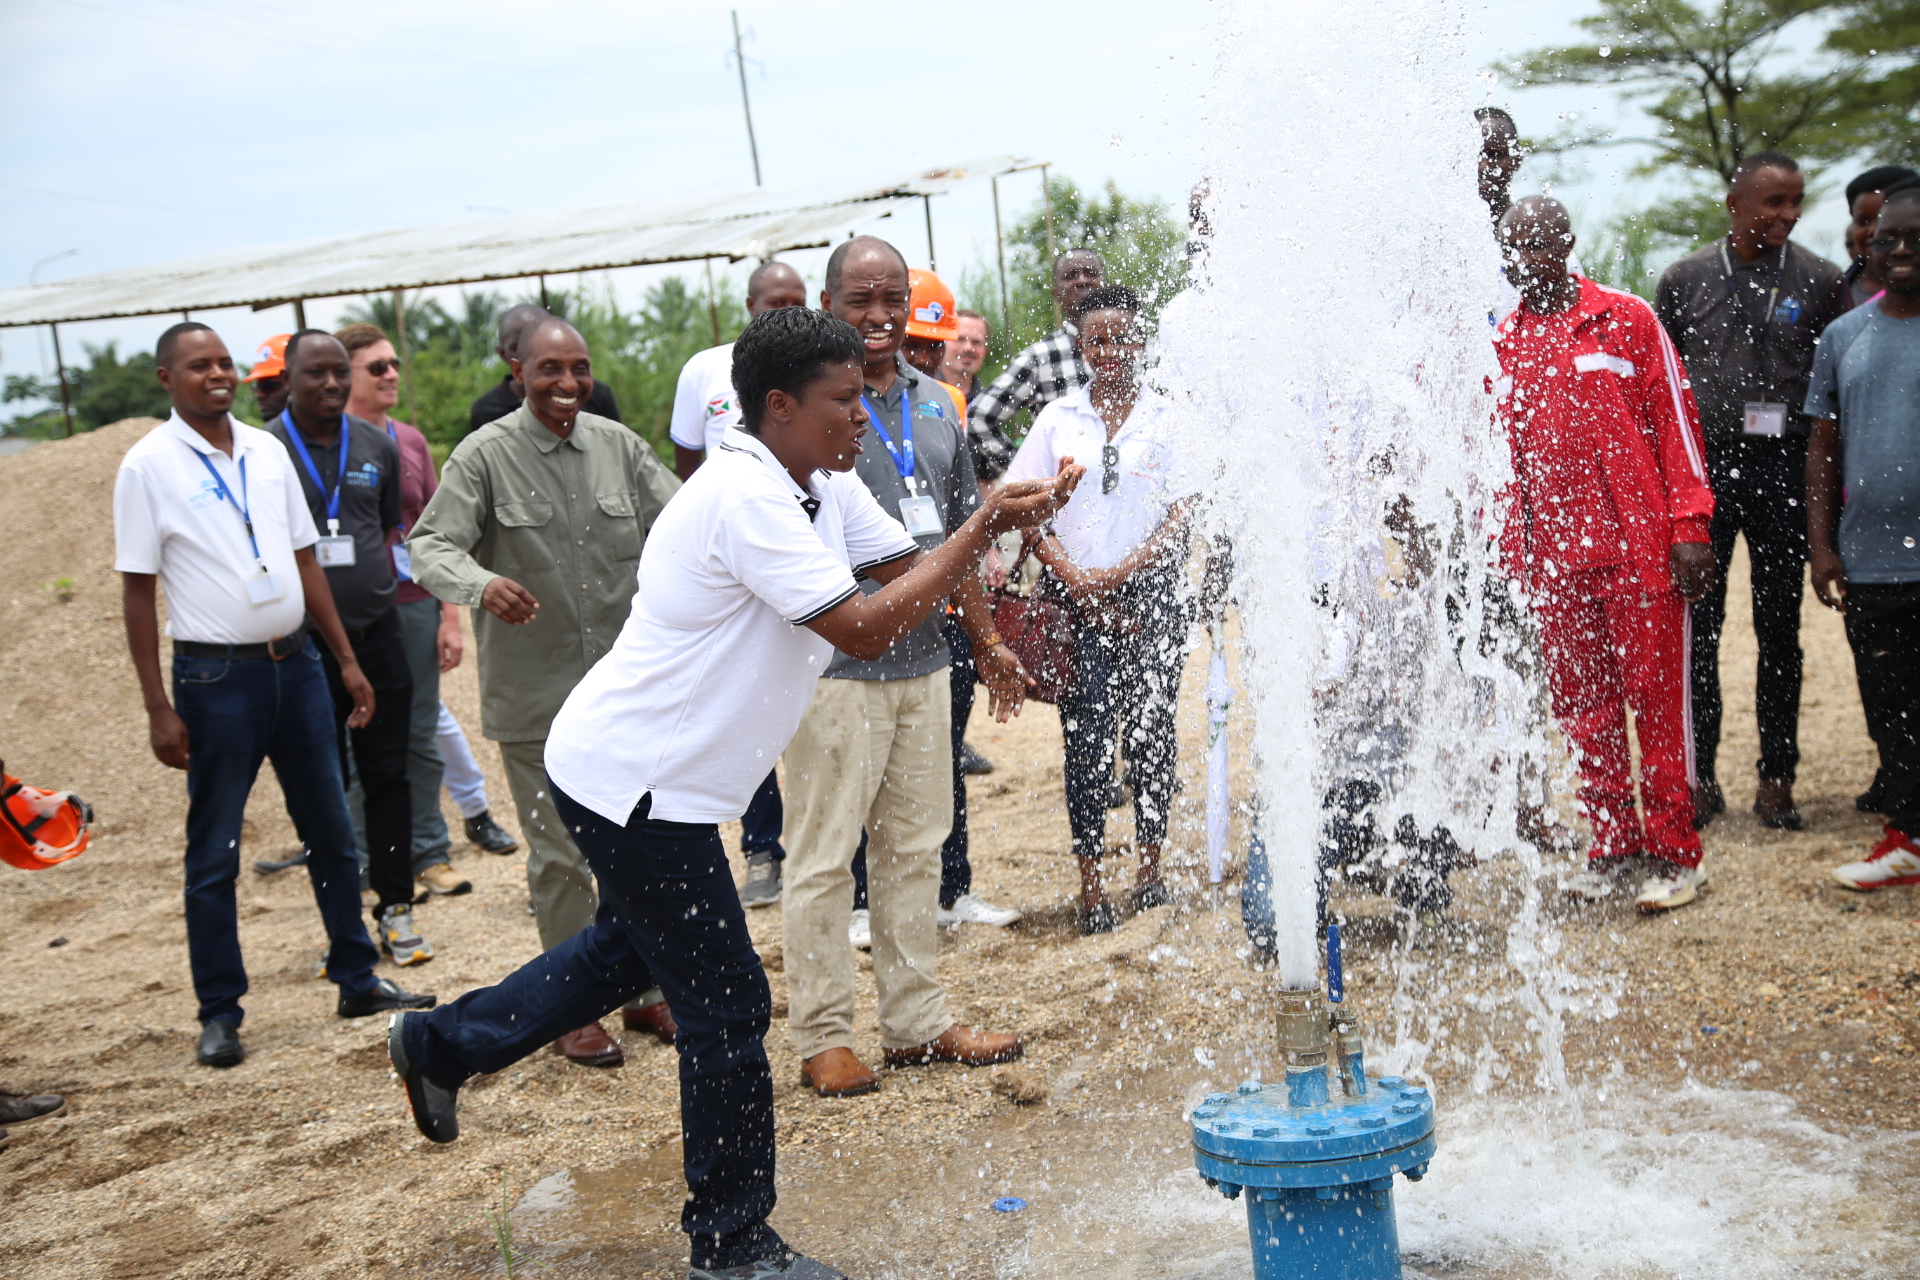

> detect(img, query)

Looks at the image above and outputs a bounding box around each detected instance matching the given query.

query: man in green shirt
[409,318,680,1066]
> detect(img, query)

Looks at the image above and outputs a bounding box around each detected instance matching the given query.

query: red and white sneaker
[1831,827,1920,891]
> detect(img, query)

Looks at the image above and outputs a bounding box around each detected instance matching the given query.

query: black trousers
[1846,582,1920,834]
[1691,436,1808,783]
[318,609,415,917]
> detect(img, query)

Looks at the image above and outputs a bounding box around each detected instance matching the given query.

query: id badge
[1743,403,1787,437]
[390,541,413,581]
[899,494,943,538]
[246,571,287,605]
[314,535,357,568]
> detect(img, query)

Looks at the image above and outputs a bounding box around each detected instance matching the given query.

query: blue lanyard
[280,409,351,534]
[192,447,265,568]
[861,393,915,485]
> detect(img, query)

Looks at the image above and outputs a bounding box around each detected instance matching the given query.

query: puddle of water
[511,1082,1920,1280]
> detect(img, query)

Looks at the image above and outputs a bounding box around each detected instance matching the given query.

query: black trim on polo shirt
[790,583,860,626]
[852,545,918,577]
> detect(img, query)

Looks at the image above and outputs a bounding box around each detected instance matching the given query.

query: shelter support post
[992,176,1010,340]
[538,276,549,310]
[392,289,418,430]
[48,323,74,438]
[293,299,308,330]
[924,196,937,273]
[704,259,722,348]
[1041,164,1059,326]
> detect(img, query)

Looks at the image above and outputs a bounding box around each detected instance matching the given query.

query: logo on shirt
[187,477,223,511]
[706,393,735,420]
[1774,296,1803,325]
[914,400,945,419]
[343,463,381,488]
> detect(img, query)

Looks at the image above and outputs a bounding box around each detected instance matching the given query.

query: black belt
[175,634,308,661]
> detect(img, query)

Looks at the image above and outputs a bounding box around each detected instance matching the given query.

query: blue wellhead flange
[1192,1075,1435,1280]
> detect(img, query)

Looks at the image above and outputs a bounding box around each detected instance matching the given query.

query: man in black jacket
[1656,151,1851,831]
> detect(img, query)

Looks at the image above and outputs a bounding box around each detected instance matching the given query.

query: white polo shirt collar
[716,426,824,518]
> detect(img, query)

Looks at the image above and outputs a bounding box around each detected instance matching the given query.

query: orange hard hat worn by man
[902,269,960,380]
[1,760,91,871]
[241,332,293,420]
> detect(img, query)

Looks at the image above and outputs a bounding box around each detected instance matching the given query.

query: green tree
[1505,1,1879,183]
[958,176,1187,385]
[1826,0,1920,164]
[3,341,172,436]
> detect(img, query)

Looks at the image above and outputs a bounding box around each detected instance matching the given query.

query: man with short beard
[782,235,1028,1098]
[410,318,680,1066]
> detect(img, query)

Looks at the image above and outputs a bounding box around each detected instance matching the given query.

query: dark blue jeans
[740,769,785,859]
[403,786,779,1271]
[173,637,380,1026]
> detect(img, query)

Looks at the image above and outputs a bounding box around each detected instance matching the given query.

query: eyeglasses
[1102,444,1120,494]
[1869,232,1920,253]
[363,358,401,376]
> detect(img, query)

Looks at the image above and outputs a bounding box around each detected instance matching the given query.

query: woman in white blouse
[1004,285,1194,934]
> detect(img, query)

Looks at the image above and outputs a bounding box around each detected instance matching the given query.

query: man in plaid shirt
[968,249,1107,478]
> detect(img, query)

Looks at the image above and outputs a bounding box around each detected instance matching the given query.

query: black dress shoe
[959,742,995,776]
[254,849,308,875]
[338,976,437,1019]
[197,1019,245,1068]
[388,1011,459,1143]
[464,811,519,854]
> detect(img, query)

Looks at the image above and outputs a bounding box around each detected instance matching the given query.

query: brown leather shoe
[622,1001,678,1045]
[552,1022,624,1067]
[1754,777,1804,831]
[883,1023,1023,1069]
[799,1047,880,1097]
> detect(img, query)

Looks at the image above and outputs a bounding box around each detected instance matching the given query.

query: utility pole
[731,11,762,186]
[923,196,937,272]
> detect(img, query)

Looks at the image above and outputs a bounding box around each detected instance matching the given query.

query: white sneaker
[1832,827,1920,891]
[1563,860,1629,902]
[847,908,872,951]
[936,892,1023,928]
[1635,861,1706,912]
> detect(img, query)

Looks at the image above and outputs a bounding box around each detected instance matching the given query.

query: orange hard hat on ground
[241,333,292,383]
[906,270,959,342]
[2,770,92,871]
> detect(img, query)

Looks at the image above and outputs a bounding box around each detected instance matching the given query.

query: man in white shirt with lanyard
[667,258,809,909]
[388,306,1078,1280]
[115,323,434,1072]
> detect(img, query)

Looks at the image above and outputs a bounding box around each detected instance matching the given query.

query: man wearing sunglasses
[1806,183,1920,889]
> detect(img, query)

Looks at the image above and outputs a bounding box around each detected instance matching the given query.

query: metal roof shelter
[0,157,1041,330]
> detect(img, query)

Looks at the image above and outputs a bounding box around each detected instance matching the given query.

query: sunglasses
[1869,232,1920,253]
[1102,444,1120,494]
[363,358,401,376]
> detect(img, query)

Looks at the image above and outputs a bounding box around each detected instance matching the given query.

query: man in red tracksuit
[1494,196,1718,912]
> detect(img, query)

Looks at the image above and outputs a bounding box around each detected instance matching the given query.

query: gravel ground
[0,420,1913,1278]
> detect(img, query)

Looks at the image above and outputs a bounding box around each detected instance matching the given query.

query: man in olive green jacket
[409,318,680,1065]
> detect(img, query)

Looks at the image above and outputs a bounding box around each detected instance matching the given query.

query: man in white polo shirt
[388,307,1079,1280]
[667,258,809,909]
[116,323,435,1073]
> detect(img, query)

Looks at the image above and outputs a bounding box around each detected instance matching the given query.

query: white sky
[0,0,1856,399]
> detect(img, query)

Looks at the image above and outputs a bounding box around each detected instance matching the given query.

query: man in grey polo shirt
[781,236,1029,1099]
[409,317,681,1067]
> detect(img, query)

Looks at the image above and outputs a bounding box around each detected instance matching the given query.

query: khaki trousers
[497,738,598,951]
[782,671,953,1058]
